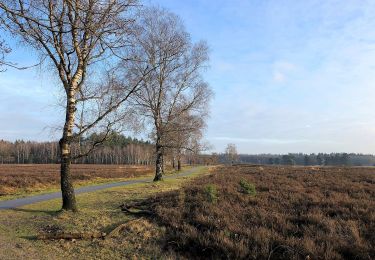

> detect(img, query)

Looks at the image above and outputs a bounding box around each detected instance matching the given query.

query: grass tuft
[239,179,256,196]
[203,184,218,203]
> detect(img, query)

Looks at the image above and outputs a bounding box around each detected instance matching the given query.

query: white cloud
[274,61,297,71]
[212,136,337,145]
[273,71,285,82]
[272,61,297,83]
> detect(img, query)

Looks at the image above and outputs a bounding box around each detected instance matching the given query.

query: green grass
[204,184,218,203]
[0,166,209,260]
[239,179,257,196]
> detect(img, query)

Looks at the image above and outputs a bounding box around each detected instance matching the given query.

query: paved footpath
[0,166,203,210]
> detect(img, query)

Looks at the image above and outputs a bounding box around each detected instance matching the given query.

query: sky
[1,0,375,154]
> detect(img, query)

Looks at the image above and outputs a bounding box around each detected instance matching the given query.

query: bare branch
[0,0,141,211]
[124,6,212,179]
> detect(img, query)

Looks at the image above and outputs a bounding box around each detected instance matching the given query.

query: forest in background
[2,135,375,166]
[232,153,375,166]
[0,133,154,165]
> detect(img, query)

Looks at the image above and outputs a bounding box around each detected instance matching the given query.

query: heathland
[0,165,374,259]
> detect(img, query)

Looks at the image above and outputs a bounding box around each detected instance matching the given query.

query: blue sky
[1,0,375,154]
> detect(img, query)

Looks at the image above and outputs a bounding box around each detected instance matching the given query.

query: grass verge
[0,166,208,260]
[0,166,194,201]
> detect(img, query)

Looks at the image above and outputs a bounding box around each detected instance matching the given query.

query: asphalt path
[0,166,202,210]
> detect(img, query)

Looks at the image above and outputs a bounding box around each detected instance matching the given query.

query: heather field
[146,165,375,259]
[0,165,374,259]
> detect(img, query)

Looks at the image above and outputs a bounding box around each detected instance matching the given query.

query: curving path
[0,166,203,210]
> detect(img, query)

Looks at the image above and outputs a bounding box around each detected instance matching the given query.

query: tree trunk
[154,143,163,181]
[60,152,77,211]
[177,159,181,171]
[59,90,77,211]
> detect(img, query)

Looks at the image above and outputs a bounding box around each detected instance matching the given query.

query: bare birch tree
[0,0,143,211]
[0,37,10,71]
[127,7,212,181]
[225,143,239,165]
[165,112,206,171]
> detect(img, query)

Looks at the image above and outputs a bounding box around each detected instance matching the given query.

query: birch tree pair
[0,1,211,211]
[128,7,212,181]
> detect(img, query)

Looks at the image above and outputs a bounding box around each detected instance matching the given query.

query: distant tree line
[0,133,154,165]
[223,153,375,166]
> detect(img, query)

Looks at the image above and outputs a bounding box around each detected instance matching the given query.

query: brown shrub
[140,166,375,259]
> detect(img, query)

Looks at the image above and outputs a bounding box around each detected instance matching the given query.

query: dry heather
[0,164,152,196]
[139,165,374,259]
